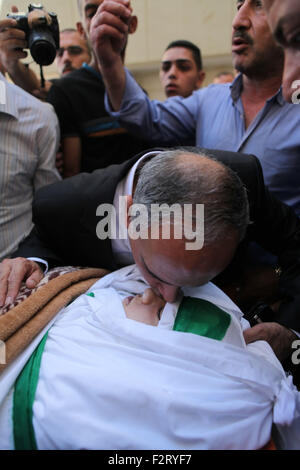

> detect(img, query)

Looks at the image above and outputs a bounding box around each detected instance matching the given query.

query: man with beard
[77,0,300,375]
[92,0,300,217]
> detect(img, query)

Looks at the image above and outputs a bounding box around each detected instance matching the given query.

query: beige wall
[0,0,237,98]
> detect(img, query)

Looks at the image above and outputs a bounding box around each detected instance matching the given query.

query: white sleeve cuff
[291,329,300,339]
[27,258,48,275]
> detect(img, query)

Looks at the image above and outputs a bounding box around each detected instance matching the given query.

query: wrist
[98,54,123,77]
[3,57,22,76]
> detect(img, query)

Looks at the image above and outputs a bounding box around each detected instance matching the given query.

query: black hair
[165,40,202,70]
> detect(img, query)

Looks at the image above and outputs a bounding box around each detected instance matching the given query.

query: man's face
[263,0,300,102]
[232,0,283,77]
[56,31,91,76]
[79,0,104,37]
[123,288,166,326]
[130,235,239,303]
[160,47,205,98]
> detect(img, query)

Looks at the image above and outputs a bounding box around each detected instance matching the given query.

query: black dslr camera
[7,3,60,66]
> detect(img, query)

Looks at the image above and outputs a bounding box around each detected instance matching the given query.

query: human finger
[0,38,27,51]
[99,0,131,16]
[25,265,44,289]
[0,27,26,42]
[92,11,130,39]
[0,18,18,32]
[95,0,132,26]
[243,322,296,361]
[5,259,42,305]
[243,324,267,344]
[0,259,12,307]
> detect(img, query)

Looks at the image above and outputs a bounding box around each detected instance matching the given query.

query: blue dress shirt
[106,71,300,216]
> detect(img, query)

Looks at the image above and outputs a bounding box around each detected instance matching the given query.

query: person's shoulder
[51,66,104,90]
[5,78,55,116]
[48,68,82,91]
[196,82,232,97]
[186,83,232,107]
[201,148,260,172]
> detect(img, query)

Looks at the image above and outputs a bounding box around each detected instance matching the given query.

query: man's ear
[77,21,87,40]
[196,71,206,89]
[128,15,138,35]
[126,195,133,228]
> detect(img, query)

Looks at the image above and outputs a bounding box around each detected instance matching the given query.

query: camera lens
[28,29,57,66]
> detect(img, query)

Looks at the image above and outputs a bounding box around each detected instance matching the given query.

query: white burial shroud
[0,265,299,450]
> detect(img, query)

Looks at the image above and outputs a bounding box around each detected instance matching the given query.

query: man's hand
[244,322,298,362]
[90,0,132,68]
[0,6,28,73]
[90,0,133,110]
[32,79,52,101]
[0,258,44,308]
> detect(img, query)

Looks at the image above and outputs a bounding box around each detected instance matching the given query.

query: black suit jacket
[15,148,300,331]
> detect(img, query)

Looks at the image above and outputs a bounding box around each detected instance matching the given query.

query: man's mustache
[232,30,254,45]
[63,65,75,73]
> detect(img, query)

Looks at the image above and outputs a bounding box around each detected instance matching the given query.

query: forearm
[7,61,40,93]
[89,0,133,111]
[100,56,126,111]
[105,68,196,146]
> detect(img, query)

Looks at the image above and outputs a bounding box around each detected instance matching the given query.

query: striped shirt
[0,73,61,260]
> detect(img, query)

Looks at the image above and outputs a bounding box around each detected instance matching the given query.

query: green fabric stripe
[173,297,231,341]
[13,333,49,450]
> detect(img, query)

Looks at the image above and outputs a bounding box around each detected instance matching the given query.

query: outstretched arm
[89,0,197,146]
[90,0,131,110]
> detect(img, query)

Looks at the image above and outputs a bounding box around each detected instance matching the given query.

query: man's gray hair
[132,149,250,245]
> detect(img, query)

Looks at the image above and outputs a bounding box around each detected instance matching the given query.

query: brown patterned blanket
[0,266,110,373]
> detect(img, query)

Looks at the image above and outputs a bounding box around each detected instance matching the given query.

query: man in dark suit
[0,148,300,372]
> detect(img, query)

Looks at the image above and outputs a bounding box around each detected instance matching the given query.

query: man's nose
[157,283,180,303]
[62,50,71,63]
[168,64,177,78]
[232,2,251,31]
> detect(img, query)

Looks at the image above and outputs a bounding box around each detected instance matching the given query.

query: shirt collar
[0,73,19,119]
[112,151,161,267]
[116,150,162,201]
[230,73,243,103]
[82,62,102,80]
[230,72,285,107]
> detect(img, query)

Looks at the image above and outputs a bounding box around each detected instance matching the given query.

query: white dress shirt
[1,265,300,450]
[0,73,61,260]
[112,150,160,266]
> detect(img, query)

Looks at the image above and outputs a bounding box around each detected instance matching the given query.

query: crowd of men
[0,0,300,444]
